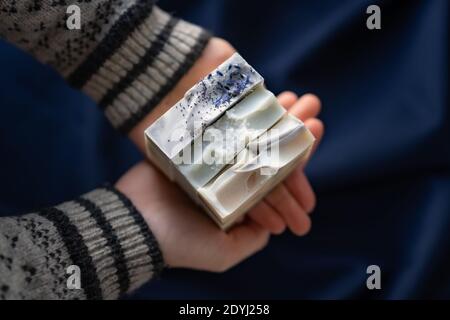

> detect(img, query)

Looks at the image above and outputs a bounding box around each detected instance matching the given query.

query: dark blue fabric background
[0,0,448,299]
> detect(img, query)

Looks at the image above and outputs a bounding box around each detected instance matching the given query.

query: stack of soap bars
[145,53,315,229]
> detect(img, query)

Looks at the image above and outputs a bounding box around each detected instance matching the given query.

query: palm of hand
[118,88,323,272]
[122,38,324,272]
[116,161,270,272]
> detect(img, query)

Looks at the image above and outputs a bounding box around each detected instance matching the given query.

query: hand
[116,91,323,272]
[248,93,324,236]
[175,38,323,237]
[115,161,270,272]
[128,36,324,236]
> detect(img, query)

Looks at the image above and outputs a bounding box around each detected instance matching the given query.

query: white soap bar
[198,114,315,227]
[147,53,263,160]
[145,53,316,229]
[176,84,286,189]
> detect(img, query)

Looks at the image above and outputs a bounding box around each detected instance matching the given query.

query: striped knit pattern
[77,5,211,133]
[0,0,211,133]
[0,187,163,300]
[0,0,138,76]
[0,0,209,300]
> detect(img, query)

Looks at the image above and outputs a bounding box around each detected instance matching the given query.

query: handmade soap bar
[145,53,315,229]
[147,53,263,160]
[176,84,286,189]
[198,114,315,229]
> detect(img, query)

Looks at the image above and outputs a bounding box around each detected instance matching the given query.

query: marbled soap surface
[145,53,315,228]
[198,114,315,220]
[176,85,286,189]
[146,53,263,159]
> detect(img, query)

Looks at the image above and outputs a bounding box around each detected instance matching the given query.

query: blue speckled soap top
[147,53,264,159]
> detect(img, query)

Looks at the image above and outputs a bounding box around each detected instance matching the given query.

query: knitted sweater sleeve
[0,1,210,299]
[0,0,211,133]
[0,186,164,300]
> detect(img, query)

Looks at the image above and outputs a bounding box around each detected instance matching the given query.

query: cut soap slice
[176,85,286,189]
[146,53,263,160]
[198,113,315,227]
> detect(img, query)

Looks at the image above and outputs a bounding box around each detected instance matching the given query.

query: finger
[289,94,321,121]
[265,184,311,236]
[285,170,316,214]
[284,118,324,215]
[225,219,270,267]
[305,118,324,143]
[302,118,324,167]
[277,91,298,109]
[248,201,286,234]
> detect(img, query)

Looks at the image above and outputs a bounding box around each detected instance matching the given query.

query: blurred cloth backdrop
[0,0,448,299]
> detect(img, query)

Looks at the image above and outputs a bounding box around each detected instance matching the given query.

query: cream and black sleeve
[0,0,212,299]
